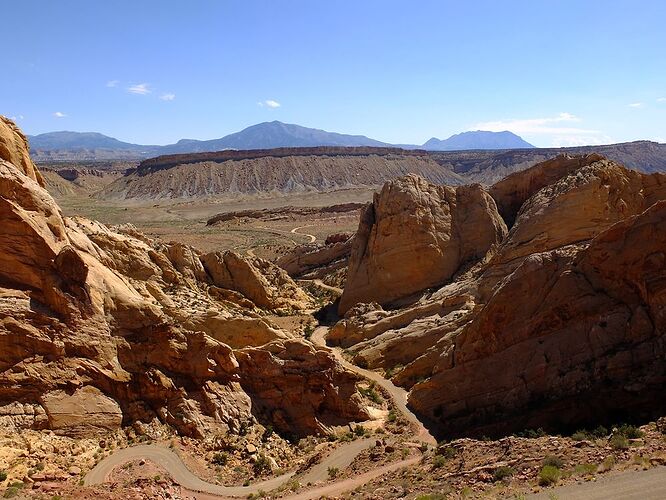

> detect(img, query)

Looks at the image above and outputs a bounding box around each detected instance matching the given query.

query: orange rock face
[338,174,507,314]
[335,155,666,439]
[0,116,367,438]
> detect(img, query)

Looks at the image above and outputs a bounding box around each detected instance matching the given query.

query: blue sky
[2,0,665,147]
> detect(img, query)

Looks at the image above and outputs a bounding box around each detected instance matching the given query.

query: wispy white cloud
[127,83,151,95]
[258,99,281,108]
[471,113,597,135]
[471,112,611,147]
[628,102,644,108]
[9,115,24,121]
[159,93,176,101]
[106,80,119,88]
[657,97,666,103]
[53,111,67,118]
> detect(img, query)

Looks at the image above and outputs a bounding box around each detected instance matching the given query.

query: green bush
[327,466,339,479]
[610,434,629,450]
[574,463,598,475]
[437,445,457,459]
[211,452,228,466]
[542,455,564,468]
[515,428,546,438]
[359,384,382,404]
[387,409,398,423]
[253,454,271,475]
[616,424,644,439]
[0,471,6,482]
[538,465,561,486]
[433,455,447,469]
[493,466,515,482]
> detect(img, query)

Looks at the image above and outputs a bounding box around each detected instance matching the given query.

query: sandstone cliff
[0,116,368,439]
[338,174,507,314]
[333,156,666,438]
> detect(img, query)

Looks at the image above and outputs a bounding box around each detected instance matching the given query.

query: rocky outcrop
[338,174,507,314]
[489,153,605,226]
[332,156,666,439]
[201,251,313,311]
[276,234,353,278]
[410,199,666,437]
[236,339,369,435]
[0,116,367,439]
[0,116,43,185]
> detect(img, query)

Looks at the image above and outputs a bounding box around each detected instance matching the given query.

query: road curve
[85,326,435,497]
[290,225,317,243]
[85,444,295,496]
[311,326,437,446]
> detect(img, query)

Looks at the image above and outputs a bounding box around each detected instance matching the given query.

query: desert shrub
[616,424,644,439]
[253,454,271,475]
[0,471,6,482]
[327,466,339,479]
[415,494,448,500]
[261,425,274,442]
[493,466,515,482]
[387,409,398,423]
[601,455,616,471]
[359,384,382,404]
[437,445,457,459]
[353,425,368,437]
[432,455,447,468]
[303,324,314,339]
[538,465,561,486]
[211,452,228,466]
[574,463,597,475]
[516,428,546,438]
[610,434,629,450]
[542,455,564,468]
[2,488,19,499]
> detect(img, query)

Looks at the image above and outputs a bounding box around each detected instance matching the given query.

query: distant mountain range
[27,121,535,161]
[423,130,534,151]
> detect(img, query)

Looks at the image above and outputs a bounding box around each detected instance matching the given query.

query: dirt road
[529,466,666,499]
[311,326,437,445]
[290,225,317,243]
[84,325,434,497]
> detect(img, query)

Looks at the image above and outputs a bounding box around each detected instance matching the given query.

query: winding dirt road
[290,225,317,243]
[84,326,433,498]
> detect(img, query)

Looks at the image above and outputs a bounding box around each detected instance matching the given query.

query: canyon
[2,114,666,499]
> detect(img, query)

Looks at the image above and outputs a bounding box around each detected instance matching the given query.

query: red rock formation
[338,174,507,314]
[0,116,367,438]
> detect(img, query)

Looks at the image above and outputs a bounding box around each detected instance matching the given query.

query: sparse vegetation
[573,463,597,475]
[610,433,630,450]
[493,465,516,482]
[253,453,271,475]
[359,383,382,404]
[387,409,398,423]
[261,425,274,442]
[211,452,229,466]
[433,455,447,468]
[303,324,314,339]
[327,466,339,479]
[542,455,564,468]
[515,428,546,438]
[0,471,6,482]
[616,424,644,439]
[538,465,561,486]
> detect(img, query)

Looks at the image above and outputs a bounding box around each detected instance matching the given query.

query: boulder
[40,386,122,436]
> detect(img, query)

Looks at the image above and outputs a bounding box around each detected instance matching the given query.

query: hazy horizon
[3,0,665,147]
